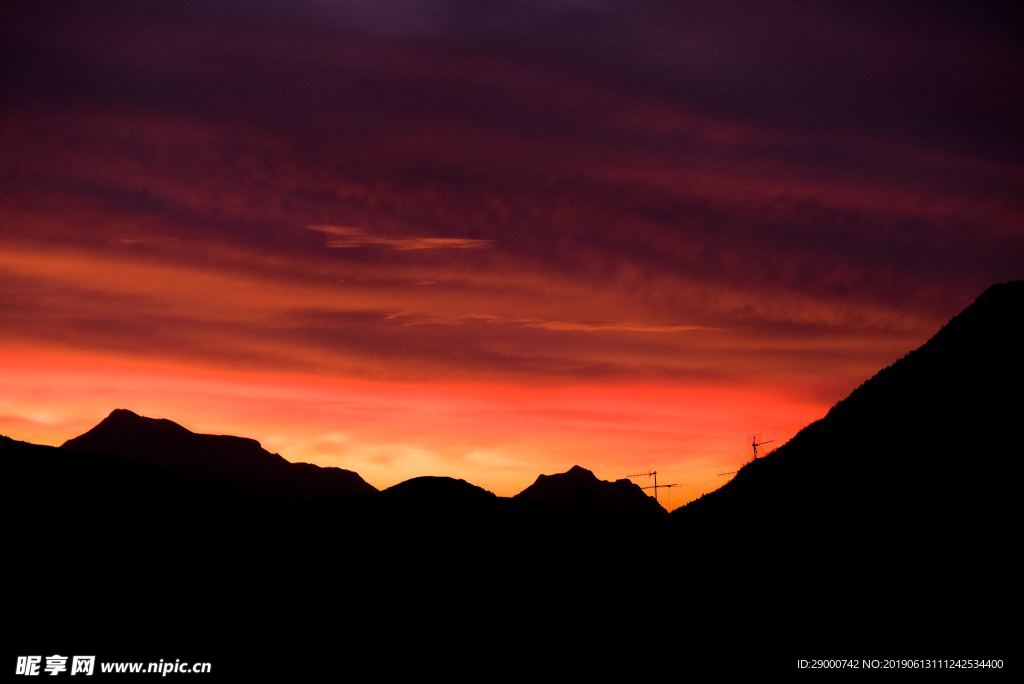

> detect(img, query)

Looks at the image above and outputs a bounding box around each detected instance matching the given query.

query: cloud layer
[0,0,1021,500]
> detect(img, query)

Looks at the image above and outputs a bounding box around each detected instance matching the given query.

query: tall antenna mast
[719,434,776,477]
[625,470,684,503]
[751,436,775,460]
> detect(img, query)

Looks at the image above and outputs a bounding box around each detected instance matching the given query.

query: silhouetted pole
[720,435,775,476]
[752,437,774,460]
[626,469,682,503]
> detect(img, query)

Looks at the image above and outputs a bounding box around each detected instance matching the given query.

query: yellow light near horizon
[0,343,825,507]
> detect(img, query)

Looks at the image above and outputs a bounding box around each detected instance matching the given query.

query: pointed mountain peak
[100,408,184,427]
[517,465,599,490]
[108,408,140,419]
[66,408,269,455]
[566,465,596,478]
[77,408,193,443]
[62,409,375,497]
[514,464,666,518]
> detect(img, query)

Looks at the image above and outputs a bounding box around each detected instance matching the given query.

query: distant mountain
[379,476,506,536]
[3,429,206,531]
[515,465,666,523]
[383,476,497,503]
[62,408,376,499]
[7,283,1019,669]
[675,281,1022,543]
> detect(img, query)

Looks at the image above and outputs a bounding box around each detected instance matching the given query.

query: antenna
[719,434,776,477]
[625,470,686,504]
[751,435,775,460]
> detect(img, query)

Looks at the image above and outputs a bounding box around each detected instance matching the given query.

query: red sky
[1,1,1021,505]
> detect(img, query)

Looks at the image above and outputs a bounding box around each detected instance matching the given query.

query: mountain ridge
[674,280,1022,538]
[61,407,377,499]
[6,280,1021,532]
[515,464,667,522]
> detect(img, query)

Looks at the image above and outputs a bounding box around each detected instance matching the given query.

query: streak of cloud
[383,311,720,334]
[308,225,492,251]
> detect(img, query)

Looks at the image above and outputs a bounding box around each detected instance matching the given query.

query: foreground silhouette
[677,281,1020,541]
[5,282,1020,676]
[64,408,377,499]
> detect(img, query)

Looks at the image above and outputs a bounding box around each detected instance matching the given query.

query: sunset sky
[1,1,1021,505]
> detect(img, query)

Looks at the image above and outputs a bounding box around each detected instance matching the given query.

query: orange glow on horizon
[0,344,827,508]
[1,5,1005,512]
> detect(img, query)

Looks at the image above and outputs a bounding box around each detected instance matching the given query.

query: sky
[1,1,1021,505]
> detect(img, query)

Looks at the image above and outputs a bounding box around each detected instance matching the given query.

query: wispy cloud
[117,237,182,247]
[383,311,720,334]
[309,225,492,251]
[527,320,720,334]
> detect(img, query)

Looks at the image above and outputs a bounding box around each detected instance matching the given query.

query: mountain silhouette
[61,408,376,499]
[383,475,498,503]
[515,465,666,523]
[7,282,1021,674]
[658,282,1020,664]
[675,281,1021,543]
[378,476,508,535]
